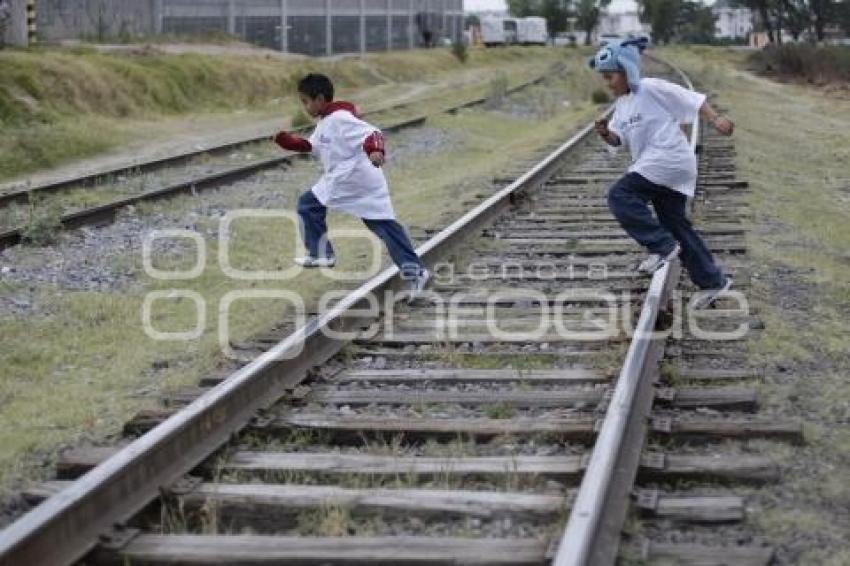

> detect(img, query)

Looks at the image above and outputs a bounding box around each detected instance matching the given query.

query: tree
[574,0,612,45]
[838,0,850,35]
[539,0,570,36]
[676,0,717,43]
[735,0,840,43]
[731,0,777,43]
[507,0,536,17]
[779,0,810,40]
[807,0,834,40]
[638,0,681,43]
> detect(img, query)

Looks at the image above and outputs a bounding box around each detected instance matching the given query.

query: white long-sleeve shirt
[608,77,706,197]
[308,109,395,220]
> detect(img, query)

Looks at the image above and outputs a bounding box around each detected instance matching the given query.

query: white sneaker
[407,268,430,304]
[637,243,681,275]
[693,276,733,310]
[294,256,336,268]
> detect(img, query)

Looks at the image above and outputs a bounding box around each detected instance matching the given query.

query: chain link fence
[20,0,463,55]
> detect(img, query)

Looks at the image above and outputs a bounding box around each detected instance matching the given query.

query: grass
[483,403,517,420]
[659,45,850,565]
[0,45,570,181]
[0,51,604,499]
[19,196,63,245]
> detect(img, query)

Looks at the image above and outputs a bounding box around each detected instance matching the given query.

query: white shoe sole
[693,277,733,309]
[407,269,431,304]
[638,243,681,275]
[294,257,336,268]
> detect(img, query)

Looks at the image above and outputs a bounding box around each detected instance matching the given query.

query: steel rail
[551,54,701,566]
[0,115,426,251]
[0,104,612,566]
[0,76,549,252]
[0,76,547,209]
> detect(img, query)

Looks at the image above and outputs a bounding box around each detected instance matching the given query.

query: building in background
[597,9,648,39]
[12,0,464,55]
[712,0,752,40]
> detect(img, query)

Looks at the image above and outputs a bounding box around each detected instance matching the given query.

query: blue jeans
[607,172,724,289]
[296,190,423,278]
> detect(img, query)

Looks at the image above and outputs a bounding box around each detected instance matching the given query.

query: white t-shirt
[608,77,706,197]
[308,110,395,220]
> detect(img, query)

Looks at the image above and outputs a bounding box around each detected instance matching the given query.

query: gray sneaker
[294,256,336,268]
[407,268,431,304]
[693,277,733,310]
[637,243,681,275]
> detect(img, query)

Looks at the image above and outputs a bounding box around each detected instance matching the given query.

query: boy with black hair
[273,73,430,301]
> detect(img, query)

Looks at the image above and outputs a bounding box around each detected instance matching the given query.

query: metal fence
[7,0,463,54]
[35,0,155,41]
[159,0,464,56]
[1,0,36,46]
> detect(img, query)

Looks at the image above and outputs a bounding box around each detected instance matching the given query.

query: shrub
[591,88,610,104]
[748,44,850,85]
[451,40,468,64]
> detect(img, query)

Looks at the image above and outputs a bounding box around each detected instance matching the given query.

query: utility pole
[408,0,414,49]
[26,0,36,44]
[226,0,236,35]
[280,0,288,52]
[153,0,163,35]
[326,0,332,56]
[386,0,392,51]
[360,0,366,54]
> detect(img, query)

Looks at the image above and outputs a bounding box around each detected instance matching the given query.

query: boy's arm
[273,131,312,153]
[331,112,387,167]
[363,131,385,167]
[698,101,734,136]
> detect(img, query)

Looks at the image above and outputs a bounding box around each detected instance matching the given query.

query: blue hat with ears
[588,37,649,93]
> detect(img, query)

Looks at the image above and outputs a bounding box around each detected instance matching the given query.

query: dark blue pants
[296,190,423,278]
[607,172,724,289]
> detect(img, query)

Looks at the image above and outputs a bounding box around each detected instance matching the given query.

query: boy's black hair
[297,73,334,101]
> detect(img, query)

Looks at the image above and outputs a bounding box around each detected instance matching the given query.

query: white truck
[481,15,524,46]
[480,15,506,46]
[518,16,548,45]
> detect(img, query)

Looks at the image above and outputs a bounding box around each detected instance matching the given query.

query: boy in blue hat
[589,39,735,308]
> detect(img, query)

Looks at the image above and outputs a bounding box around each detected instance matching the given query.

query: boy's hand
[369,151,385,167]
[594,118,620,146]
[712,115,734,136]
[594,118,610,138]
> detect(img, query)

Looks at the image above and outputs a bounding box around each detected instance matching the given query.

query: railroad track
[0,58,801,565]
[0,73,549,251]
